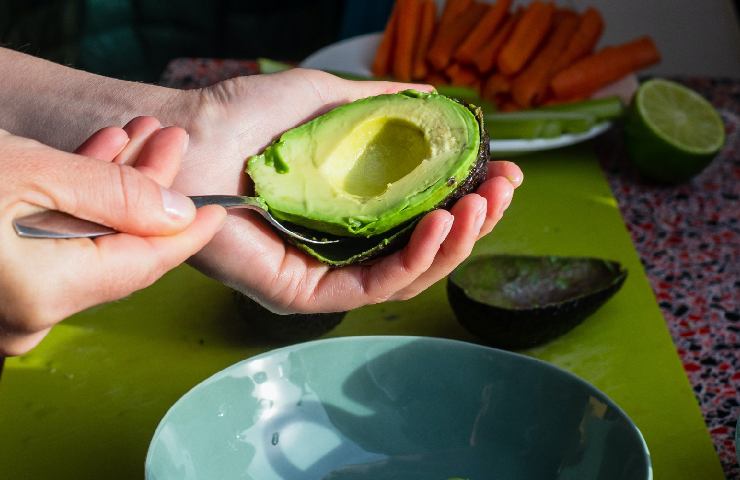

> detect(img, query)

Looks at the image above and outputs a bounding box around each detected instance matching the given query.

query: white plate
[301,33,638,156]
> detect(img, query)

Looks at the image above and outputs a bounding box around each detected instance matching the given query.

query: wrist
[0,47,200,151]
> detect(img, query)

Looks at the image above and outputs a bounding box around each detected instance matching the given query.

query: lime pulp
[624,79,725,183]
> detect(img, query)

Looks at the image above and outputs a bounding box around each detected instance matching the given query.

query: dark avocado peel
[247,90,490,266]
[447,254,627,350]
[233,291,345,342]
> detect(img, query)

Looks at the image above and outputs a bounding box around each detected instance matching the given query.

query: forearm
[0,47,195,151]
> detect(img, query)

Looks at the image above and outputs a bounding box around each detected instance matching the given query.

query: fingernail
[438,216,454,243]
[499,190,513,216]
[506,173,523,187]
[161,187,194,220]
[474,203,486,233]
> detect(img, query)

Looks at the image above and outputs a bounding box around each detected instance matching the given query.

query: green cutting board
[0,147,722,478]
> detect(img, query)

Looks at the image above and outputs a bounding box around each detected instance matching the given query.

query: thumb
[29,150,196,236]
[329,74,434,102]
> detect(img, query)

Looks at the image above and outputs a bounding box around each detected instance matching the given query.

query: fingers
[114,116,163,165]
[75,116,188,188]
[74,126,129,160]
[336,77,436,102]
[87,205,226,304]
[0,205,226,355]
[387,163,522,301]
[488,160,524,188]
[27,150,196,236]
[476,176,514,239]
[298,68,435,105]
[308,209,452,311]
[389,194,486,301]
[20,114,196,235]
[0,328,50,357]
[128,126,189,187]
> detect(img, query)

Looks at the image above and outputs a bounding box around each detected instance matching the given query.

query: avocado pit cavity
[320,117,432,199]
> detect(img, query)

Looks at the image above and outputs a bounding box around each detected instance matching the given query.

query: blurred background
[1,0,738,81]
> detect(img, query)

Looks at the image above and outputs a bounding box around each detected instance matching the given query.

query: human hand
[175,69,523,313]
[0,117,226,355]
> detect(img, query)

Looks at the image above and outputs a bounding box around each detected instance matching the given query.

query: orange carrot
[423,71,448,86]
[372,3,399,77]
[484,76,514,110]
[483,72,512,101]
[472,8,521,74]
[552,7,605,73]
[550,36,661,99]
[500,99,521,112]
[412,0,437,80]
[510,12,579,107]
[552,8,579,26]
[540,94,588,106]
[454,0,512,65]
[427,2,488,71]
[439,0,473,29]
[393,0,423,81]
[446,63,480,87]
[497,1,555,75]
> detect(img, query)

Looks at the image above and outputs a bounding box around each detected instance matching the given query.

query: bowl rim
[145,335,652,479]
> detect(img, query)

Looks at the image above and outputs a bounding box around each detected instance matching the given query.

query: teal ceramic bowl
[146,336,651,480]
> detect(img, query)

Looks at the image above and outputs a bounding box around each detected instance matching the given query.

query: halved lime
[624,79,725,183]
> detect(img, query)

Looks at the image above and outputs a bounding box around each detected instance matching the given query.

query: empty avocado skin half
[233,292,345,343]
[247,90,489,266]
[447,255,627,350]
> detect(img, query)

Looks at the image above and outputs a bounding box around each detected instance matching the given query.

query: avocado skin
[284,99,490,267]
[233,292,345,342]
[447,257,627,350]
[434,100,490,213]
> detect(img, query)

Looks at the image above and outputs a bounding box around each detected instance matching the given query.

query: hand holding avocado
[0,46,522,348]
[175,69,522,314]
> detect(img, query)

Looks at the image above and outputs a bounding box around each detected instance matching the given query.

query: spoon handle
[13,195,264,239]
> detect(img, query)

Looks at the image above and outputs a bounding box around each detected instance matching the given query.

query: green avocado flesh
[247,90,481,237]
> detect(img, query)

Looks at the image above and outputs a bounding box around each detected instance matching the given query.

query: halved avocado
[447,254,627,349]
[233,291,345,342]
[247,90,489,265]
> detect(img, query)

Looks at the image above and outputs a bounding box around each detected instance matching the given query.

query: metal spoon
[13,195,340,245]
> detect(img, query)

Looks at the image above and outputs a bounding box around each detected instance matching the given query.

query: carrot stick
[497,1,555,75]
[439,0,473,29]
[500,99,521,112]
[454,0,512,65]
[372,3,399,77]
[483,72,512,101]
[552,8,578,27]
[427,2,488,71]
[472,9,521,74]
[540,94,588,106]
[423,71,448,86]
[550,36,661,99]
[511,12,579,107]
[393,0,423,81]
[445,62,480,88]
[551,7,604,74]
[412,0,437,80]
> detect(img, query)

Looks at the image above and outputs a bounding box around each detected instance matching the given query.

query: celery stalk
[485,112,596,140]
[539,96,624,121]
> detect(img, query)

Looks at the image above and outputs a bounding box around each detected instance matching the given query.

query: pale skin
[0,47,523,354]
